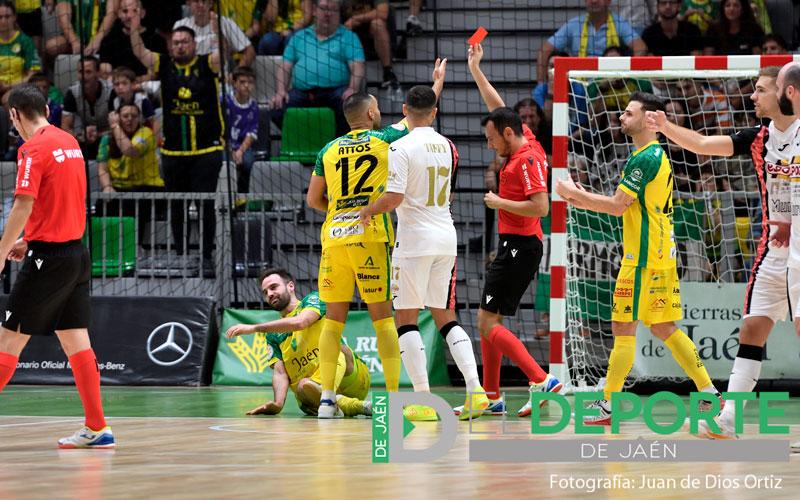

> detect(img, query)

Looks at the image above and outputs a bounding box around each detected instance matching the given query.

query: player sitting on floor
[226,268,372,418]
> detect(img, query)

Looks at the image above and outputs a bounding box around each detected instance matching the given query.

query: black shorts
[480,234,543,316]
[2,240,91,336]
[17,9,43,38]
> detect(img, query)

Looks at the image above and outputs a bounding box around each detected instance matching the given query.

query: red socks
[69,349,107,431]
[0,352,18,391]
[480,335,502,399]
[488,324,546,384]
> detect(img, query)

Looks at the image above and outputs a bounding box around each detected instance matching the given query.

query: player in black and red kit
[0,84,114,449]
[467,43,562,418]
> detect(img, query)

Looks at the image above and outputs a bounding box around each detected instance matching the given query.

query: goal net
[549,56,783,392]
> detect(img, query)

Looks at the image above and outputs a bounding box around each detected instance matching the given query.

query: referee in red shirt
[468,43,561,418]
[0,84,113,449]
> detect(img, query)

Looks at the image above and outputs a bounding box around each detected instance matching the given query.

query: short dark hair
[404,85,436,115]
[8,84,47,121]
[343,91,374,122]
[0,1,16,15]
[232,66,255,81]
[628,91,665,113]
[81,55,100,71]
[27,72,49,85]
[172,26,196,39]
[259,267,294,286]
[481,107,523,137]
[763,33,788,50]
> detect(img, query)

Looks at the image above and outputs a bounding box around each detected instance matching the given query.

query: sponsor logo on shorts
[362,256,379,270]
[321,278,334,289]
[336,196,370,210]
[485,295,493,303]
[614,288,633,298]
[625,253,634,261]
[649,286,667,294]
[611,302,618,313]
[672,287,680,294]
[511,249,518,258]
[618,278,634,285]
[363,287,383,294]
[330,224,364,238]
[651,298,667,311]
[624,305,632,313]
[672,302,681,308]
[357,273,381,281]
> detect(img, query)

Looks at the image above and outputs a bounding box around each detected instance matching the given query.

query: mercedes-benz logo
[147,322,193,367]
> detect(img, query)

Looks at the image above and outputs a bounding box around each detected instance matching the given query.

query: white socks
[399,329,430,392]
[445,325,481,393]
[720,356,761,424]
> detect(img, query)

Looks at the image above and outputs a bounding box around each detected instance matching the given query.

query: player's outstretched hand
[246,401,282,416]
[766,220,791,248]
[432,57,448,84]
[467,43,484,71]
[226,324,255,339]
[645,110,667,132]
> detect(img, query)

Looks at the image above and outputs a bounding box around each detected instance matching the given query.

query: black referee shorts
[2,240,91,336]
[480,234,543,316]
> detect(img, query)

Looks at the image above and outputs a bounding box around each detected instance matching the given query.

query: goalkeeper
[226,268,371,418]
[556,92,721,425]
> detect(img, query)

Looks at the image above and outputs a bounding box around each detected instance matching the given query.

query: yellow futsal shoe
[403,404,439,421]
[336,395,370,417]
[459,389,491,421]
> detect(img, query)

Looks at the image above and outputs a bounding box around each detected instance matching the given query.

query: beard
[779,92,795,116]
[659,11,679,21]
[268,291,291,311]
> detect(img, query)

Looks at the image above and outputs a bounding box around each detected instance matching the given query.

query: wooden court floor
[0,386,797,499]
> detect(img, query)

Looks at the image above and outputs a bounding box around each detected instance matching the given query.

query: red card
[468,27,488,46]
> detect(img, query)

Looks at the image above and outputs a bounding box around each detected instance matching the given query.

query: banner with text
[2,296,215,386]
[633,283,800,379]
[213,309,450,387]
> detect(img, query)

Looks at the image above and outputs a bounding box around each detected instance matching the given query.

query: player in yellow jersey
[555,92,722,425]
[226,268,371,418]
[306,58,447,418]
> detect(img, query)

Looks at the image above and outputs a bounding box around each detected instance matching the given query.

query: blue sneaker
[454,398,506,416]
[58,426,115,449]
[517,374,562,417]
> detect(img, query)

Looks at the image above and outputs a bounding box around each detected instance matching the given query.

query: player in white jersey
[359,86,490,421]
[646,66,797,439]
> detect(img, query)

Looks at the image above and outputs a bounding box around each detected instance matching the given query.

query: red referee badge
[468,27,488,46]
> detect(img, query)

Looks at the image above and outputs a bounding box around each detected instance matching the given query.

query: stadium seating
[273,108,336,164]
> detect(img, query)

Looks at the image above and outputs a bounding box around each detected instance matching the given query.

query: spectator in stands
[28,72,63,127]
[130,19,224,277]
[725,77,757,128]
[98,0,167,79]
[14,0,43,56]
[677,78,732,133]
[587,46,653,113]
[342,0,398,90]
[174,0,255,68]
[219,0,260,41]
[140,0,182,37]
[536,0,647,86]
[224,66,259,194]
[534,50,587,133]
[642,0,703,56]
[48,0,118,57]
[704,0,764,55]
[680,0,717,34]
[750,0,772,35]
[514,97,551,156]
[62,56,113,159]
[256,0,313,55]
[405,0,423,36]
[0,1,41,98]
[662,99,699,193]
[109,66,156,134]
[761,33,788,54]
[272,0,365,135]
[96,102,165,244]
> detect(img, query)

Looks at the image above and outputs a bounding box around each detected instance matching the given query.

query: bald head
[777,61,800,116]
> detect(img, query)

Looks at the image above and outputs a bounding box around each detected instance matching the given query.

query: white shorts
[746,260,789,323]
[787,266,800,320]
[391,255,457,310]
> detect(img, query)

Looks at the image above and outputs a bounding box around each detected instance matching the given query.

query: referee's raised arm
[467,43,504,112]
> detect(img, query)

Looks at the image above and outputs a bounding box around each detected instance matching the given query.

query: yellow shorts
[611,266,682,326]
[318,242,392,303]
[339,357,371,400]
